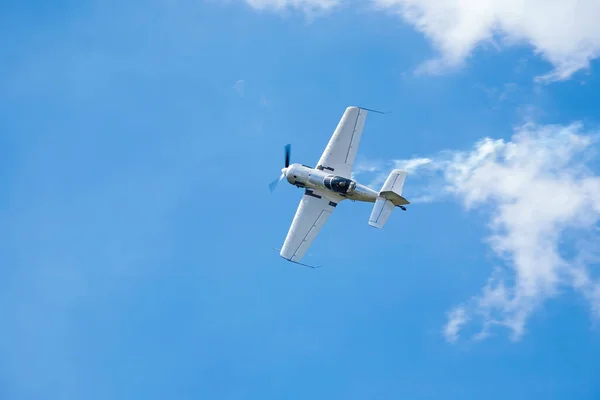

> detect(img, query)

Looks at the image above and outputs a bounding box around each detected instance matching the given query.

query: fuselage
[282,163,378,203]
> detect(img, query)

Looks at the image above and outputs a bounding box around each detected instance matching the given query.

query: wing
[316,106,368,178]
[279,189,339,263]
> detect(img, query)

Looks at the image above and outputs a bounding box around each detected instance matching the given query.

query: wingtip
[279,255,322,269]
[357,106,390,114]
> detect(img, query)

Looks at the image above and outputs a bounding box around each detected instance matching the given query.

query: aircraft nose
[283,166,295,183]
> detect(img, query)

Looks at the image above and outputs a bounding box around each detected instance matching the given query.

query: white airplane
[270,106,410,268]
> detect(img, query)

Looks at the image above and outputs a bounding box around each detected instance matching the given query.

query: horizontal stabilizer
[381,192,410,206]
[369,197,394,229]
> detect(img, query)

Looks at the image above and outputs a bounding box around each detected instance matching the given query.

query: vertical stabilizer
[369,198,395,228]
[368,169,409,229]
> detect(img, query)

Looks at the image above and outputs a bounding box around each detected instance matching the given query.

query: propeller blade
[271,144,291,193]
[269,173,285,193]
[284,144,291,168]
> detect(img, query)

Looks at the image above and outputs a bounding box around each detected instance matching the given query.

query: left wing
[280,189,339,263]
[316,106,368,179]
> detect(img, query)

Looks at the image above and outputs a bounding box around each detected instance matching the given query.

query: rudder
[369,197,394,229]
[368,169,410,229]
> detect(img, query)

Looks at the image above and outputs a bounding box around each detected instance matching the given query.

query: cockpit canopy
[324,175,356,194]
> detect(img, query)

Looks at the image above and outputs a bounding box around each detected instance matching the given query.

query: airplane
[269,106,410,268]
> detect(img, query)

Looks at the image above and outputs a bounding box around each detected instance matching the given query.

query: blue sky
[1,1,600,399]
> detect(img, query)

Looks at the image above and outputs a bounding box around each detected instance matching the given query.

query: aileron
[279,190,336,263]
[316,106,368,178]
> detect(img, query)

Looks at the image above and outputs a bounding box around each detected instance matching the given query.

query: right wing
[279,189,339,263]
[315,106,368,179]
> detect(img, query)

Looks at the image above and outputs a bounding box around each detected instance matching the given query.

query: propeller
[269,144,291,192]
[284,143,290,168]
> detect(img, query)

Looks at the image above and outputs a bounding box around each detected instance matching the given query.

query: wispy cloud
[444,306,469,343]
[353,156,441,197]
[393,157,434,173]
[351,158,385,181]
[259,96,271,108]
[239,0,600,83]
[366,121,600,341]
[243,0,340,14]
[373,0,600,82]
[474,83,519,103]
[233,79,245,96]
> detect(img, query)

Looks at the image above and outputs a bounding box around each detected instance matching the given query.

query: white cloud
[391,121,600,341]
[239,0,600,81]
[373,0,600,82]
[444,306,469,343]
[359,157,436,191]
[233,79,245,96]
[394,157,433,173]
[351,158,385,180]
[260,96,271,108]
[243,0,340,13]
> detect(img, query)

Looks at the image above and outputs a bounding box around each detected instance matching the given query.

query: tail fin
[368,169,409,229]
